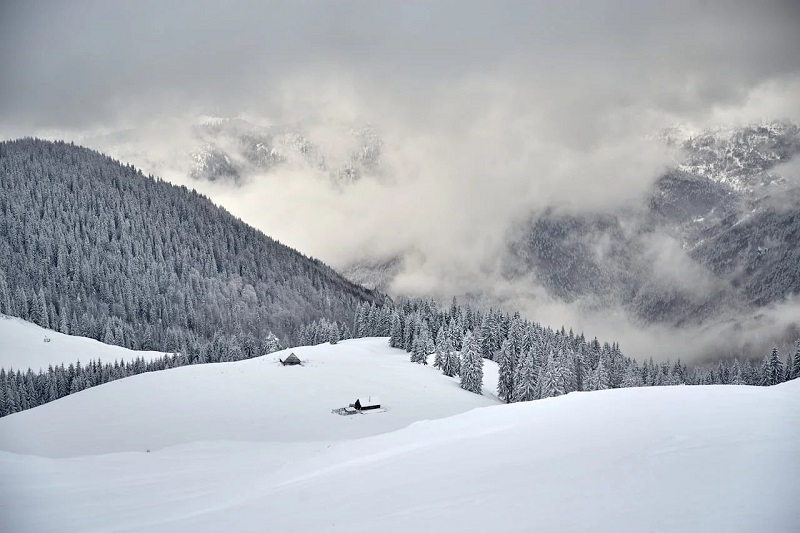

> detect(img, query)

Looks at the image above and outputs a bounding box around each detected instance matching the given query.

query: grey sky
[2,1,799,131]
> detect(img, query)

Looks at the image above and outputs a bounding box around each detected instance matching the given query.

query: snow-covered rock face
[186,117,384,185]
[190,143,240,182]
[673,122,800,193]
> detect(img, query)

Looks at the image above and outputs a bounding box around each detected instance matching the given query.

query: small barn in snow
[353,396,381,411]
[280,353,301,366]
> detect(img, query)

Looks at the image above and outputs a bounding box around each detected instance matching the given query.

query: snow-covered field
[1,336,798,532]
[0,314,171,370]
[0,338,500,457]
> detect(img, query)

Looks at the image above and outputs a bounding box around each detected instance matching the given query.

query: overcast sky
[2,0,799,132]
[2,0,799,359]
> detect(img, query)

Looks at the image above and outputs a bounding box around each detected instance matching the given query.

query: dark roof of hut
[283,353,301,364]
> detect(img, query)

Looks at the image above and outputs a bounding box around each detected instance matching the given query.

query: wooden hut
[280,353,301,366]
[353,396,381,411]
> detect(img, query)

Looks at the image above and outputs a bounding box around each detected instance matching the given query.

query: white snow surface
[1,336,798,532]
[0,338,499,457]
[0,314,171,370]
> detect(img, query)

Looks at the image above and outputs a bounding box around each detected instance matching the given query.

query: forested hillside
[0,139,384,355]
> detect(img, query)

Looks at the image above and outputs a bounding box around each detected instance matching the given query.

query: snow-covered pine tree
[102,319,115,345]
[539,350,566,399]
[449,317,464,351]
[558,348,577,393]
[365,304,378,336]
[328,322,341,344]
[729,359,745,385]
[507,316,524,361]
[403,315,415,352]
[58,309,70,335]
[441,334,459,378]
[478,314,494,360]
[621,362,643,388]
[389,311,403,348]
[511,347,538,403]
[434,327,446,368]
[0,274,11,315]
[763,347,784,386]
[411,336,426,364]
[591,357,611,391]
[792,341,800,381]
[353,303,366,338]
[574,347,586,392]
[671,360,687,384]
[421,324,435,358]
[459,331,483,394]
[496,338,515,402]
[340,323,352,341]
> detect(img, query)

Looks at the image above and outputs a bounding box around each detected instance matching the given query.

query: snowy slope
[0,314,171,370]
[0,338,797,532]
[0,338,499,457]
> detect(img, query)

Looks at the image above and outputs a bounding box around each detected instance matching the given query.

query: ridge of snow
[0,314,171,371]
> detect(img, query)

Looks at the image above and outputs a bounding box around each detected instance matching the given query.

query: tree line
[3,299,799,417]
[305,300,800,400]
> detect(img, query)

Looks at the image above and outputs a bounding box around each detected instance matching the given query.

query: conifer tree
[434,327,446,368]
[40,289,50,329]
[340,323,352,341]
[411,336,426,364]
[478,315,494,360]
[58,310,69,335]
[763,347,784,386]
[0,275,11,315]
[389,311,403,348]
[441,335,459,378]
[593,358,611,390]
[539,351,565,399]
[403,317,415,352]
[729,359,746,385]
[511,347,537,403]
[496,339,515,402]
[459,331,483,394]
[507,317,523,360]
[328,323,341,344]
[621,363,643,388]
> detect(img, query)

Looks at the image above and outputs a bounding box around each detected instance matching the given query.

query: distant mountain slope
[0,138,384,353]
[691,204,800,307]
[187,118,384,184]
[505,122,800,329]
